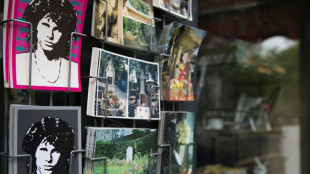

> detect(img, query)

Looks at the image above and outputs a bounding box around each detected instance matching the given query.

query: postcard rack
[0,0,199,173]
[0,152,32,174]
[0,19,86,106]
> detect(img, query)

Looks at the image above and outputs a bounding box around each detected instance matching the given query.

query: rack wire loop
[158,144,172,174]
[0,152,32,174]
[149,152,161,174]
[68,32,87,93]
[1,19,33,105]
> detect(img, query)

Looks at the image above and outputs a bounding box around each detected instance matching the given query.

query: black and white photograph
[9,105,82,174]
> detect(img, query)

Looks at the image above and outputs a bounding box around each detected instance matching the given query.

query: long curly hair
[22,116,75,173]
[23,0,77,60]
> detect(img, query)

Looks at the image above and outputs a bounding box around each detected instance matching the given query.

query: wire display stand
[149,152,161,174]
[68,149,107,174]
[158,144,172,174]
[0,1,198,173]
[0,152,32,174]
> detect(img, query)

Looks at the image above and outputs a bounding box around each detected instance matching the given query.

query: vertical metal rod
[162,101,165,111]
[49,92,53,106]
[149,18,153,51]
[168,55,172,101]
[104,0,108,41]
[187,0,190,20]
[28,91,31,105]
[163,15,166,28]
[168,0,171,13]
[149,86,161,121]
[28,22,33,105]
[133,51,136,127]
[186,62,190,101]
[101,118,104,127]
[186,142,195,174]
[0,154,32,174]
[68,32,86,92]
[105,77,108,119]
[158,144,172,174]
[69,150,85,174]
[68,32,74,93]
[149,85,153,121]
[3,89,8,174]
[148,153,160,174]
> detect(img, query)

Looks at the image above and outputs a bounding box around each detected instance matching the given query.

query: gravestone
[126,146,133,162]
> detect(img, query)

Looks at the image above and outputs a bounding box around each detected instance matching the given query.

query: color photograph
[96,51,128,117]
[92,0,122,43]
[161,112,195,174]
[123,16,156,51]
[92,128,157,174]
[123,0,154,24]
[161,23,206,101]
[128,59,160,119]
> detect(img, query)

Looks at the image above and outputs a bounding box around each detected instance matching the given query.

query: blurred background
[196,0,307,174]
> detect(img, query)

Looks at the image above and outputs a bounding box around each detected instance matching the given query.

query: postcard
[159,23,206,101]
[8,0,88,91]
[153,0,192,21]
[92,0,123,44]
[159,111,195,174]
[128,58,160,119]
[9,105,82,174]
[92,0,157,51]
[85,127,157,174]
[87,48,161,120]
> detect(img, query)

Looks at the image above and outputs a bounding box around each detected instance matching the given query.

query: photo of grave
[96,51,128,117]
[128,59,160,119]
[92,128,157,174]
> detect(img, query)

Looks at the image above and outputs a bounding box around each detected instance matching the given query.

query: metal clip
[0,152,32,174]
[158,144,172,174]
[68,32,87,93]
[149,85,161,121]
[1,19,33,105]
[149,152,161,174]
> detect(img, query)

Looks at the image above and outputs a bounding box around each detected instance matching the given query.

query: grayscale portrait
[22,116,75,174]
[14,106,81,174]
